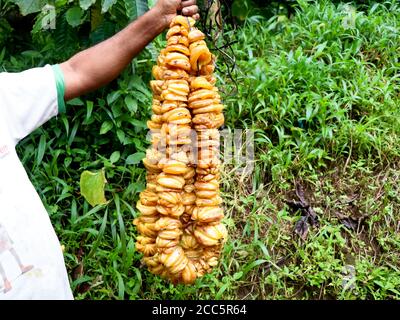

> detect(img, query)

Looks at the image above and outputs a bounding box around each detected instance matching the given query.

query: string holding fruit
[133,15,227,284]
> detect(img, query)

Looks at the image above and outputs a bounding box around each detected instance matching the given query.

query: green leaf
[117,129,126,144]
[64,157,72,168]
[215,282,229,300]
[100,121,113,134]
[101,0,117,13]
[124,0,137,20]
[80,169,108,207]
[242,259,269,276]
[314,41,328,58]
[67,98,84,106]
[66,6,83,27]
[124,96,138,113]
[110,151,120,164]
[21,50,42,59]
[79,0,96,10]
[116,272,125,300]
[306,105,313,121]
[11,0,46,16]
[233,271,243,280]
[126,152,145,165]
[85,101,94,121]
[129,119,147,129]
[107,91,121,105]
[87,210,108,259]
[111,103,123,118]
[36,134,46,165]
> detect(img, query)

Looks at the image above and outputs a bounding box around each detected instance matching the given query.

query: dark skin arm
[60,0,199,101]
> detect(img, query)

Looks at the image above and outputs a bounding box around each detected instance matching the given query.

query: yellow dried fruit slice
[165,44,190,56]
[170,15,190,30]
[194,223,227,247]
[188,99,214,109]
[192,104,224,115]
[188,29,206,43]
[192,206,224,223]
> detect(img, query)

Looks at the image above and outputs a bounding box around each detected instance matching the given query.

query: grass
[11,0,400,299]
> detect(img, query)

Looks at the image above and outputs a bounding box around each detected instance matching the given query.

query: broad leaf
[110,151,121,164]
[126,152,145,165]
[79,0,96,11]
[124,0,148,21]
[101,0,117,13]
[107,90,121,105]
[66,6,83,27]
[80,169,108,207]
[125,96,138,113]
[100,121,113,135]
[124,0,137,20]
[11,0,46,16]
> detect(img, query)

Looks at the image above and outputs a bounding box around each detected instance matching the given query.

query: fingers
[181,0,199,17]
[182,5,199,17]
[181,0,196,8]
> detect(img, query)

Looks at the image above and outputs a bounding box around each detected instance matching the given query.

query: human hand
[154,0,200,29]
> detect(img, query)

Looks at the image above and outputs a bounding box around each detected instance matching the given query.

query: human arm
[60,0,199,101]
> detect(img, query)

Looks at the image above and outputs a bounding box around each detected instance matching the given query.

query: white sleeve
[0,65,65,145]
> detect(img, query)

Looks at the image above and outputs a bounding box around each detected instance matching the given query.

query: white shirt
[0,65,73,299]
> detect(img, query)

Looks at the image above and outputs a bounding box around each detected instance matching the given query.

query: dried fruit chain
[133,16,227,284]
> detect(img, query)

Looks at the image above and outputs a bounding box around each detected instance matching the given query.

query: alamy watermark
[342,4,357,30]
[146,127,255,175]
[41,5,56,30]
[341,264,356,292]
[39,3,358,31]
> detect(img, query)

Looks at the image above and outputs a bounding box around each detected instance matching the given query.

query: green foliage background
[1,0,399,299]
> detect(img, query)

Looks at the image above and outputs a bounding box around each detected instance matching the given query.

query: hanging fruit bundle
[133,15,227,284]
